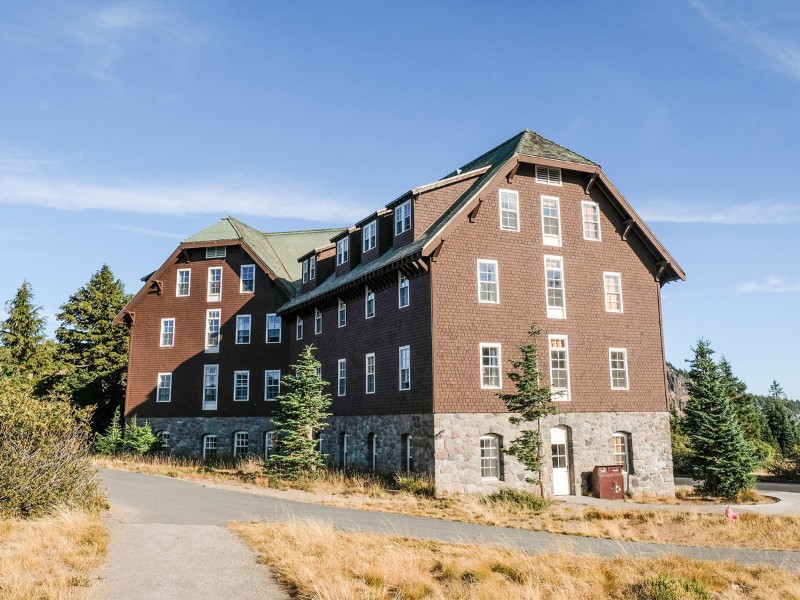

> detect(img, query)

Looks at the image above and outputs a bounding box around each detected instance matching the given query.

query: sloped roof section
[185,216,343,291]
[443,130,596,179]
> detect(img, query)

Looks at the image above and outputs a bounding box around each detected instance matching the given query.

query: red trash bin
[592,465,624,499]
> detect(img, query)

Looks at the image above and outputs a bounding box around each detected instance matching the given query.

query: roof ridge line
[521,130,597,167]
[226,215,244,240]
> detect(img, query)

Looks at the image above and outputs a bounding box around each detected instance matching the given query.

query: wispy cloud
[0,149,366,223]
[102,223,187,239]
[638,200,800,224]
[737,276,800,294]
[1,2,205,85]
[689,0,800,82]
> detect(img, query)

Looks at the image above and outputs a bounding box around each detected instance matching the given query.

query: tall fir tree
[497,324,559,494]
[684,339,756,498]
[718,357,763,441]
[55,265,131,431]
[763,394,800,455]
[267,345,332,478]
[0,281,55,385]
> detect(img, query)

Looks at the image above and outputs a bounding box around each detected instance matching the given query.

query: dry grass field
[0,510,107,599]
[232,520,800,600]
[99,455,800,551]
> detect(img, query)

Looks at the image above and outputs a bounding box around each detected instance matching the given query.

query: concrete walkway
[91,471,287,599]
[96,469,800,575]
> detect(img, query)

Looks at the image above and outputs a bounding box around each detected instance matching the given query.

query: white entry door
[550,426,570,496]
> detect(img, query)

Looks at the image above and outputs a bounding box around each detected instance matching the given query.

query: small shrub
[93,407,123,455]
[393,472,436,497]
[482,488,551,513]
[122,416,159,454]
[490,562,526,584]
[627,574,710,600]
[0,387,102,518]
[235,455,266,482]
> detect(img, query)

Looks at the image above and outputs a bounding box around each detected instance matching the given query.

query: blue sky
[1,1,798,398]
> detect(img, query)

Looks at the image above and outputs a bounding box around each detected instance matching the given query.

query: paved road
[91,471,288,599]
[97,469,800,573]
[676,476,800,494]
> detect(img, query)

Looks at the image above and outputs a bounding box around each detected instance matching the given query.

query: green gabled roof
[185,216,343,292]
[443,129,597,179]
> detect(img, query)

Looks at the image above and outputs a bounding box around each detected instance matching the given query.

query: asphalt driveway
[96,468,800,578]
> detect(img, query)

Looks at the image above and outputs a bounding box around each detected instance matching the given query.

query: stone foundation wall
[143,416,275,458]
[434,411,674,496]
[322,414,434,475]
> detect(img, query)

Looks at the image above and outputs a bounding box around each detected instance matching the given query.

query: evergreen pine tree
[0,281,51,381]
[93,407,123,455]
[718,358,762,441]
[497,324,559,493]
[55,265,131,431]
[763,396,800,455]
[684,339,756,498]
[267,345,332,479]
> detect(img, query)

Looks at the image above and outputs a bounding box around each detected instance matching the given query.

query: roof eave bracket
[585,172,598,195]
[505,161,520,183]
[468,198,483,223]
[621,219,635,241]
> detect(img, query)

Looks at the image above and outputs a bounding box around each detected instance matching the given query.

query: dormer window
[336,238,349,265]
[535,165,562,186]
[206,247,226,259]
[309,255,316,280]
[395,200,411,236]
[363,220,377,252]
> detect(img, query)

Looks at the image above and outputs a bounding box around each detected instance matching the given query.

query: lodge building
[116,130,684,496]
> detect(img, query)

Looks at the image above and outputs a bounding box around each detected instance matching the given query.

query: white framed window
[499,189,519,231]
[582,201,601,241]
[234,370,249,401]
[536,165,562,186]
[176,269,190,297]
[266,314,281,343]
[337,359,346,397]
[207,266,222,302]
[202,365,218,410]
[156,372,172,403]
[480,434,501,480]
[233,431,248,457]
[240,264,255,293]
[399,345,410,391]
[365,353,375,394]
[401,433,413,472]
[265,431,274,460]
[236,315,251,344]
[398,274,409,308]
[338,299,347,327]
[315,308,323,334]
[202,434,217,459]
[544,256,566,319]
[336,237,349,265]
[302,259,309,283]
[477,259,499,304]
[156,431,170,451]
[541,196,562,246]
[480,343,501,389]
[365,288,376,318]
[613,432,632,473]
[160,318,175,347]
[603,272,623,313]
[296,316,303,340]
[205,309,220,352]
[309,255,316,280]
[265,369,281,400]
[206,246,226,259]
[363,220,377,252]
[549,335,570,401]
[367,432,377,471]
[610,348,629,390]
[395,199,412,235]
